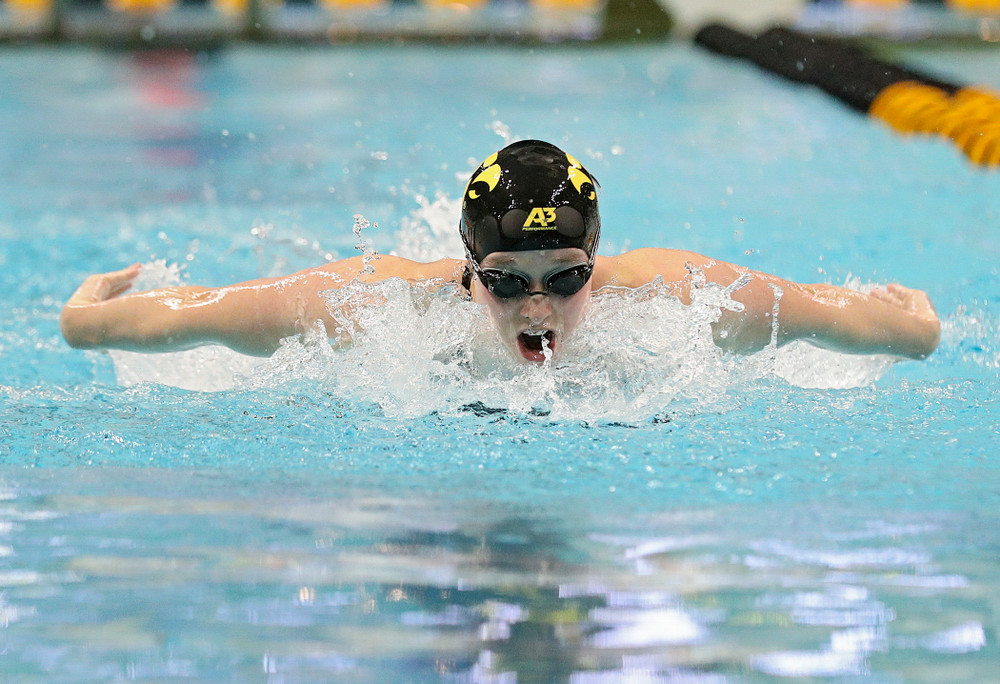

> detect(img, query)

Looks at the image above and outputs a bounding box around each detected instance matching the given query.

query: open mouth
[517,329,555,362]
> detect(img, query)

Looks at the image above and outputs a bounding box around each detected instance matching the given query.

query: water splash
[244,276,894,421]
[107,260,266,391]
[110,345,265,392]
[490,120,513,145]
[391,193,464,262]
[106,254,899,415]
[130,258,184,291]
[773,342,895,389]
[105,203,902,411]
[352,214,378,275]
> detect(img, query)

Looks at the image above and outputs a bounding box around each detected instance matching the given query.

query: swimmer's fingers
[865,283,941,358]
[871,284,939,322]
[68,263,141,305]
[868,285,903,309]
[871,283,930,313]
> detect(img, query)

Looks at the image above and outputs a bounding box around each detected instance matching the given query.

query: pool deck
[1,1,998,47]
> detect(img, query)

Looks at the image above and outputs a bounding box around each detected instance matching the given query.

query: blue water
[1,44,998,682]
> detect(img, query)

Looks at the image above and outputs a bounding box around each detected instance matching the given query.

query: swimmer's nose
[521,293,553,324]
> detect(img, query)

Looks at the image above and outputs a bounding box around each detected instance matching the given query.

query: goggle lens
[483,271,530,299]
[545,265,590,296]
[477,263,592,299]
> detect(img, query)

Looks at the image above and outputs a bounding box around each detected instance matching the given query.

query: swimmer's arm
[60,256,458,356]
[622,249,940,359]
[60,263,311,356]
[765,280,941,359]
[694,257,941,359]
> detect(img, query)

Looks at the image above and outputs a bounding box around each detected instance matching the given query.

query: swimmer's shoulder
[311,255,465,284]
[593,248,717,290]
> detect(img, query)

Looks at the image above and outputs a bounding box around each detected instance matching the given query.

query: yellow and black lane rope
[694,23,1000,169]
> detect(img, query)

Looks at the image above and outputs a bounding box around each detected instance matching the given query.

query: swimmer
[60,140,941,363]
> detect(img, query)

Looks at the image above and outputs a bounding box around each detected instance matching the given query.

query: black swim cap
[461,140,600,264]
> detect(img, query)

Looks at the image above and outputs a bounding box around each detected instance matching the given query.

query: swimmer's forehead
[481,248,588,269]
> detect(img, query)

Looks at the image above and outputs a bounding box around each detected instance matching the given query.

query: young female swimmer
[61,140,941,363]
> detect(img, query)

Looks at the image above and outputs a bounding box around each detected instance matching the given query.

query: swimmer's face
[471,248,592,364]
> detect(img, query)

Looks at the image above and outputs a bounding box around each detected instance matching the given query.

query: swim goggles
[468,258,593,299]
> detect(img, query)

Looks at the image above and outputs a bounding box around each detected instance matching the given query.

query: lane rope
[694,23,1000,169]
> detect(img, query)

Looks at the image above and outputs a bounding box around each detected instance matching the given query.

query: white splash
[921,622,985,654]
[241,275,891,421]
[391,193,465,262]
[107,267,897,413]
[351,214,379,274]
[587,607,705,648]
[110,345,265,392]
[105,203,900,411]
[752,626,885,678]
[774,342,896,389]
[490,120,513,145]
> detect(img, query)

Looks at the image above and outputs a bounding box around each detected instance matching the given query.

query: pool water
[1,43,998,682]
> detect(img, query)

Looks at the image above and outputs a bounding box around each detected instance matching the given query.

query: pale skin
[60,247,941,363]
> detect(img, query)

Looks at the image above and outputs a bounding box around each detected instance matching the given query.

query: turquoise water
[1,44,998,681]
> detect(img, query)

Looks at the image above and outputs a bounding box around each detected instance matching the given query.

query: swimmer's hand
[869,284,939,328]
[61,264,148,351]
[60,263,280,355]
[865,283,941,359]
[65,263,142,306]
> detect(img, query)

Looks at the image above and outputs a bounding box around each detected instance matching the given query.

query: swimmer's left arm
[770,281,941,359]
[697,259,941,359]
[620,249,940,359]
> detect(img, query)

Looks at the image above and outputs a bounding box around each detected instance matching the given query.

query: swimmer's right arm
[60,256,460,356]
[60,263,308,356]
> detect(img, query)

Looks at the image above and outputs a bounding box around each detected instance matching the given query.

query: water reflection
[0,475,994,682]
[125,49,207,183]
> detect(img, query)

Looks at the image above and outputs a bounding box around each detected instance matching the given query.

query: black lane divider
[694,23,1000,169]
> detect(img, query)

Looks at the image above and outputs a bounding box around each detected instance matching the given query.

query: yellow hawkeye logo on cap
[566,154,597,200]
[466,153,501,200]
